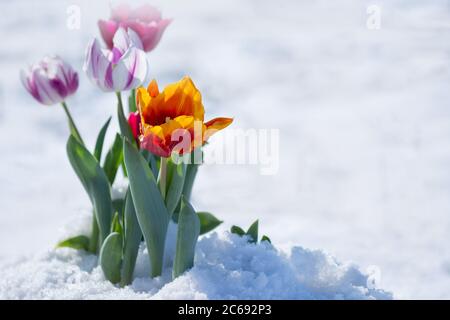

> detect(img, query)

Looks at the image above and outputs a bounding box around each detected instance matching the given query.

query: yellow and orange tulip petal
[136,76,233,157]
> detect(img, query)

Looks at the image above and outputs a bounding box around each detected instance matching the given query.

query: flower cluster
[21,4,236,285]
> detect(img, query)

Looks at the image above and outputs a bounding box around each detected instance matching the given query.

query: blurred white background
[0,0,449,298]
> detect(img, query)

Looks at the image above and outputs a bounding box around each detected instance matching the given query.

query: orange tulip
[136,77,233,157]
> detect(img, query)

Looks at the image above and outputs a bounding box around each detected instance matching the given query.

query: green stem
[128,88,137,113]
[116,91,135,144]
[61,102,84,145]
[116,92,124,116]
[159,157,168,199]
[88,213,99,254]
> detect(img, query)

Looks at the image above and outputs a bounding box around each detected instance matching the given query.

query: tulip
[20,55,78,106]
[128,111,141,145]
[84,27,148,92]
[21,55,83,143]
[98,4,171,53]
[136,77,233,158]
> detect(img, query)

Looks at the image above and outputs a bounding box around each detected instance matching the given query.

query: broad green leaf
[94,116,112,161]
[123,139,169,277]
[173,197,200,279]
[99,232,123,284]
[165,160,186,216]
[230,225,245,236]
[120,189,142,286]
[198,212,223,235]
[246,220,259,243]
[103,133,123,185]
[128,88,137,113]
[56,235,89,251]
[261,235,271,243]
[66,135,113,245]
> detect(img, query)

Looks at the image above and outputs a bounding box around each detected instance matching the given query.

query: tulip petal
[111,27,143,52]
[98,20,118,49]
[112,27,131,54]
[147,79,159,97]
[162,77,205,121]
[129,4,162,22]
[20,68,42,104]
[84,38,113,91]
[33,70,60,105]
[112,47,148,91]
[140,128,172,158]
[111,3,132,21]
[204,117,234,140]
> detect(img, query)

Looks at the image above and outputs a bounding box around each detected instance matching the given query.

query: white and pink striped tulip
[20,56,79,106]
[83,27,148,92]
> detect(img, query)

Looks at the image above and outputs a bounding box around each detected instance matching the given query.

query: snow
[0,223,391,299]
[1,0,450,299]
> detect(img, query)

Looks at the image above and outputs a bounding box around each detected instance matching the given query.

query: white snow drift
[0,229,391,300]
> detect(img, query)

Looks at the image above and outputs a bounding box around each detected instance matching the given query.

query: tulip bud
[20,56,79,105]
[128,111,141,145]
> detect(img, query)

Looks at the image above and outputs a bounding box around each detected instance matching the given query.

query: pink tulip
[128,111,141,145]
[20,56,78,105]
[98,4,171,53]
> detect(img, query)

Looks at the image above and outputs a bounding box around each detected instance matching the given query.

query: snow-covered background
[0,0,449,299]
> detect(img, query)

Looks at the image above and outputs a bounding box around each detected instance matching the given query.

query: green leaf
[66,135,113,245]
[230,225,245,236]
[261,235,271,243]
[56,235,90,251]
[120,189,142,286]
[61,102,84,145]
[94,116,112,161]
[246,220,259,243]
[128,89,137,113]
[198,212,223,235]
[172,162,199,223]
[183,162,199,201]
[112,198,125,219]
[121,158,128,178]
[99,232,123,284]
[111,212,123,234]
[173,197,200,279]
[165,160,186,216]
[123,138,169,278]
[88,214,99,254]
[103,133,123,185]
[117,93,135,145]
[141,149,159,179]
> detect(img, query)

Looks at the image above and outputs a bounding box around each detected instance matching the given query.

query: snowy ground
[1,0,450,299]
[0,220,391,299]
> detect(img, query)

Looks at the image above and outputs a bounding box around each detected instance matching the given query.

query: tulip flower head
[84,27,148,92]
[20,55,79,106]
[136,77,233,158]
[98,4,171,53]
